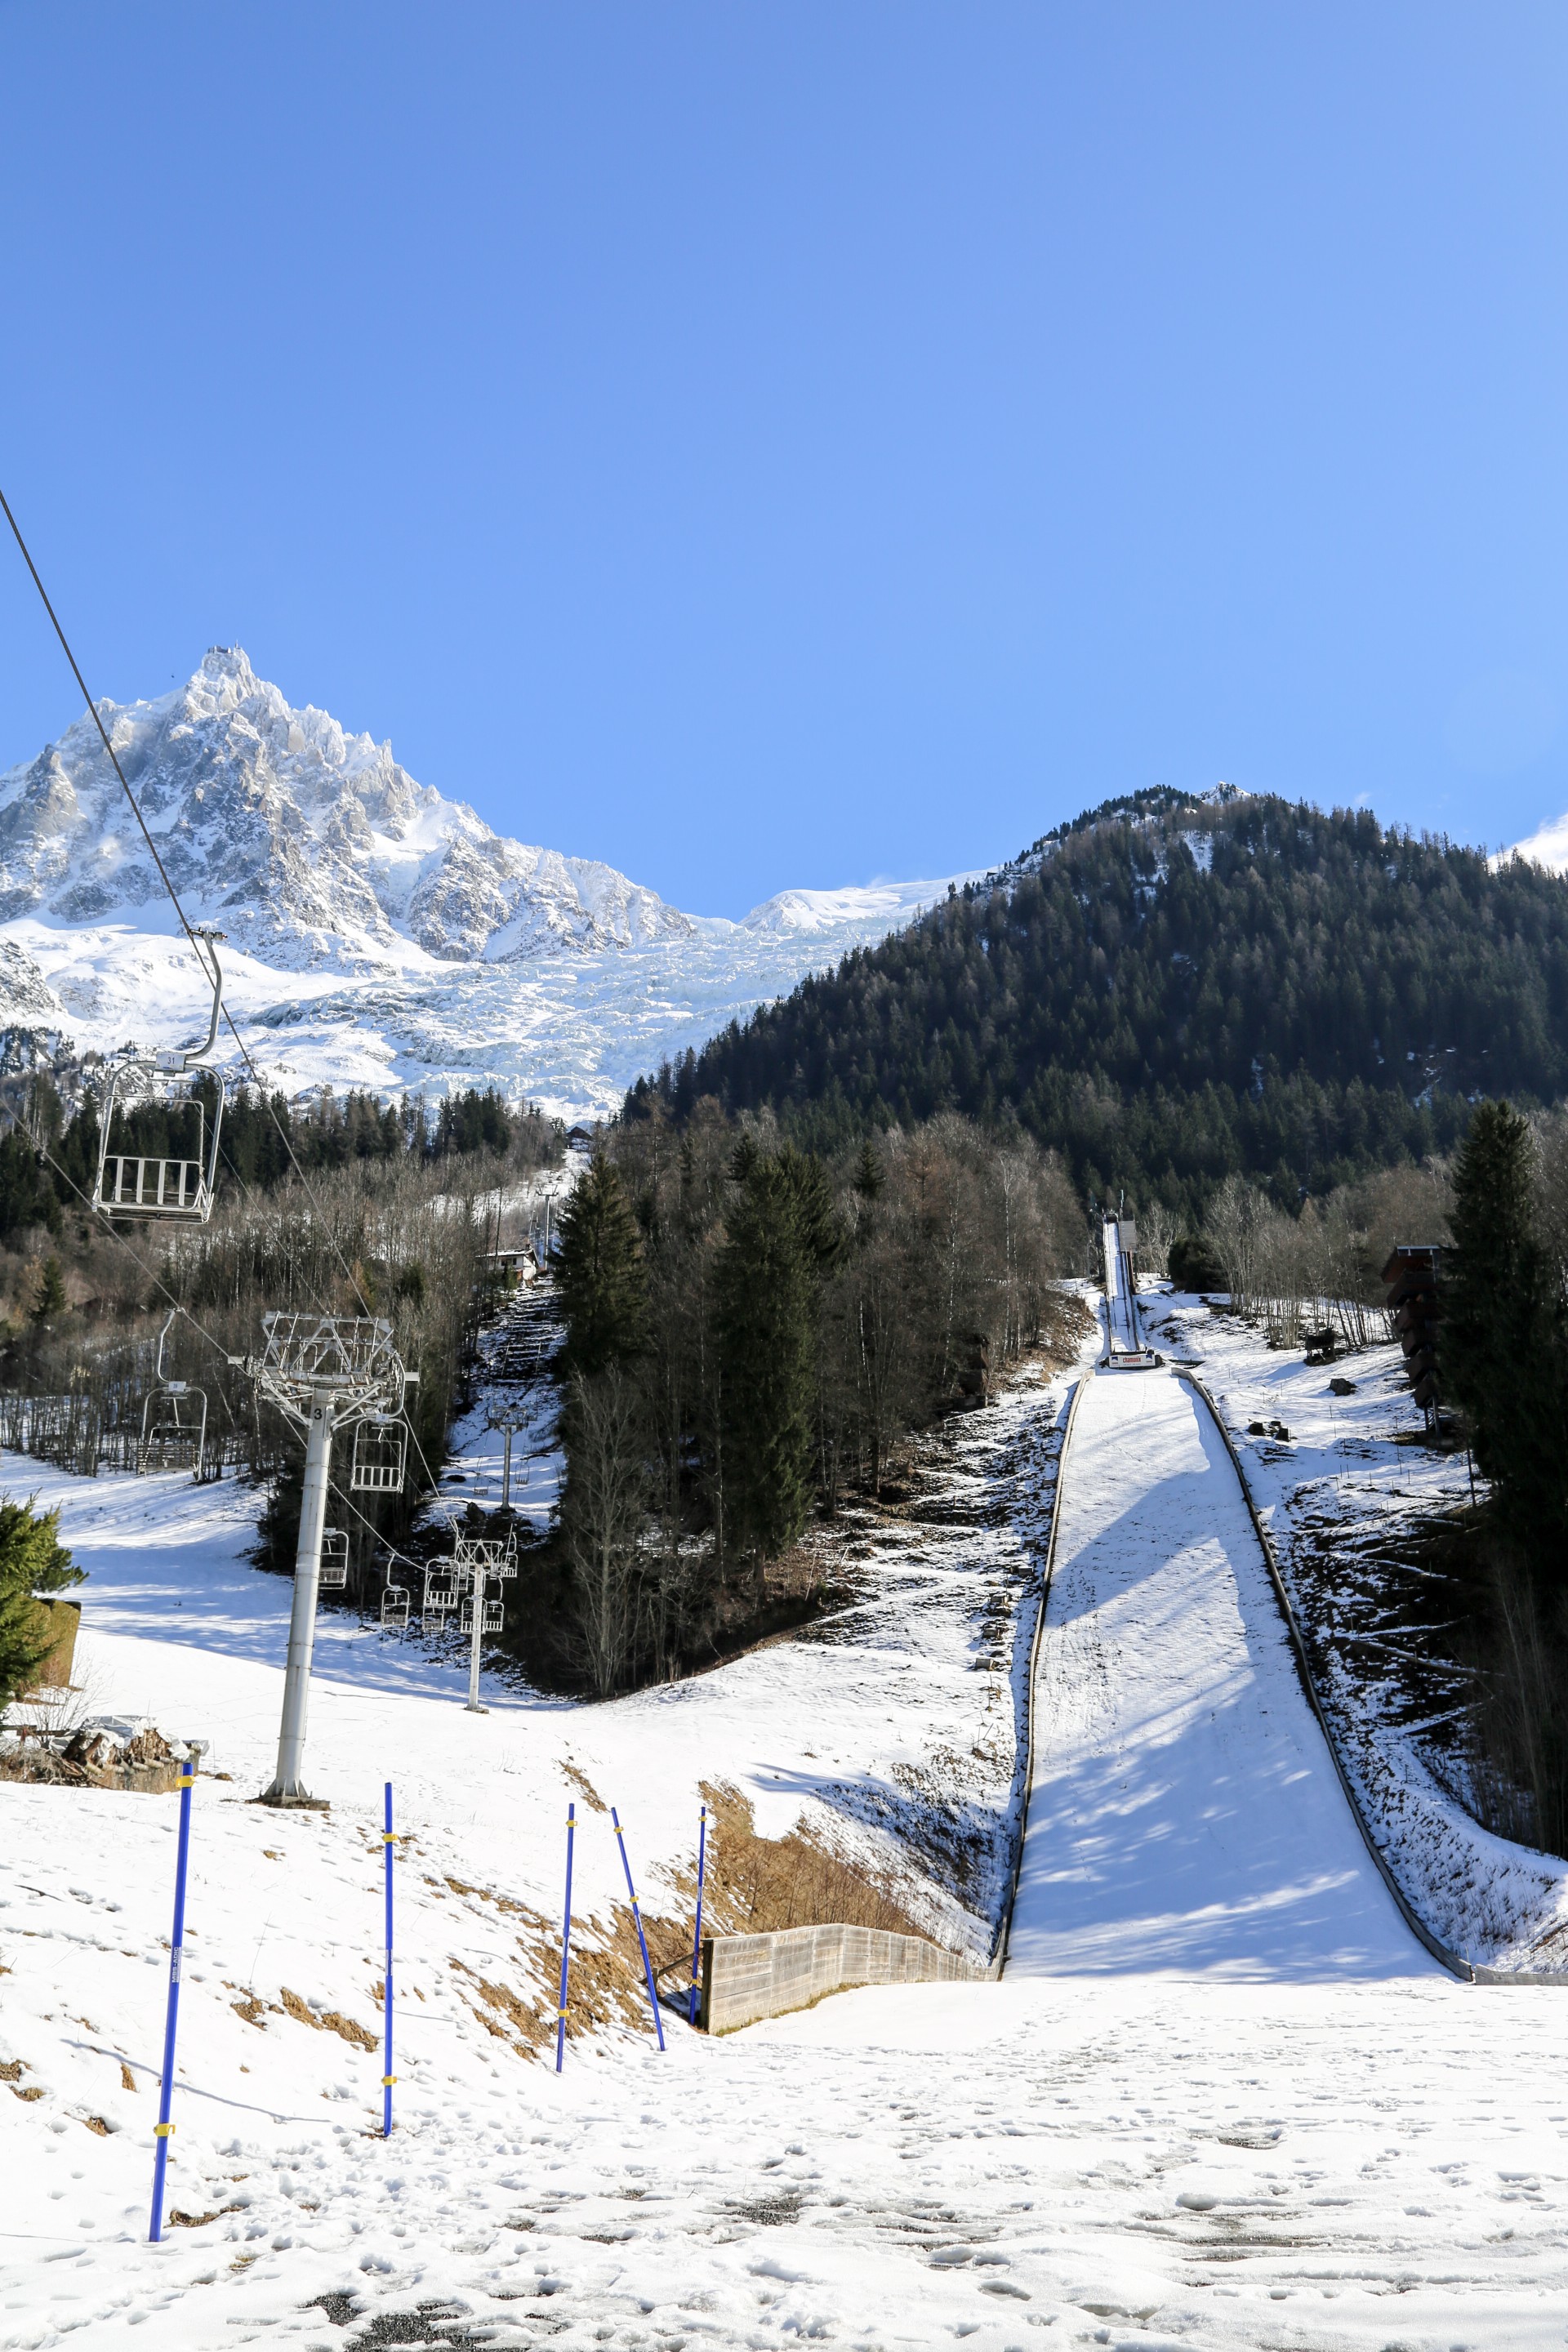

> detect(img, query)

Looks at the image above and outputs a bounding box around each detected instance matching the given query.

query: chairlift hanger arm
[158,932,226,1074]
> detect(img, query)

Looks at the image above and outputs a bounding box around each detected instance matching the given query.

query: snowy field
[3,1310,1568,2349]
[0,1352,1063,2350]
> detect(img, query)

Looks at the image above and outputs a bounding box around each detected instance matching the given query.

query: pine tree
[0,1496,82,1710]
[716,1148,839,1564]
[1441,1101,1568,1561]
[555,1152,648,1378]
[31,1254,67,1325]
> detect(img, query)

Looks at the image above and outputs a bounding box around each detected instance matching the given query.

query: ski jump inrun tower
[1100,1217,1161,1370]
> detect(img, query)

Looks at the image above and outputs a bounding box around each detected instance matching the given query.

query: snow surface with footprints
[2,1315,1566,2350]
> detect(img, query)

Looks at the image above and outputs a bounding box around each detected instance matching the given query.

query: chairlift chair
[460,1594,504,1637]
[350,1414,407,1494]
[318,1528,350,1589]
[93,929,229,1225]
[422,1561,458,1615]
[136,1308,207,1475]
[380,1579,410,1633]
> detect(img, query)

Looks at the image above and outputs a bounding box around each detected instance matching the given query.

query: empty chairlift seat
[423,1561,458,1615]
[351,1414,407,1493]
[381,1577,410,1632]
[93,930,229,1228]
[136,1309,207,1476]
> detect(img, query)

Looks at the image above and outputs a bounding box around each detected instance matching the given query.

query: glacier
[0,648,974,1116]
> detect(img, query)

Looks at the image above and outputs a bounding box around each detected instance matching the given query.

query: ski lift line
[0,487,384,1325]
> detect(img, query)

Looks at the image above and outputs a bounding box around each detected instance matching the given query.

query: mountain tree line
[547,1106,1086,1696]
[629,792,1568,1217]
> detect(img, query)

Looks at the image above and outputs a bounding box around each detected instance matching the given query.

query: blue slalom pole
[149,1757,196,2243]
[612,1806,665,2051]
[381,1783,396,2137]
[555,1802,575,2073]
[688,1804,709,2027]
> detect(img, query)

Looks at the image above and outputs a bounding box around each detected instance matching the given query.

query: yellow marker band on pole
[556,2007,568,2019]
[154,2123,175,2138]
[381,2075,397,2087]
[382,1833,395,1843]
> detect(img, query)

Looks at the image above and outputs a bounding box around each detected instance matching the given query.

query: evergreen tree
[0,1133,59,1243]
[716,1148,839,1562]
[0,1496,81,1710]
[1441,1101,1568,1563]
[31,1254,67,1325]
[555,1152,648,1377]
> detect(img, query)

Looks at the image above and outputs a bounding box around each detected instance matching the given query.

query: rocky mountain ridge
[0,646,693,969]
[0,649,974,1115]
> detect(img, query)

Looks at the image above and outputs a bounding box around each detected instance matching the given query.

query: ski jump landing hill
[1007,1361,1435,1981]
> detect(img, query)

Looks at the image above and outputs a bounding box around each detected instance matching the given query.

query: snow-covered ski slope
[1009,1369,1425,1978]
[5,1341,1568,2345]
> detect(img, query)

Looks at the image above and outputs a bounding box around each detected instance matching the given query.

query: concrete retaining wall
[701,1924,992,2034]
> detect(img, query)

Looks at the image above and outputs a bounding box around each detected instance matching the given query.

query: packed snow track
[1009,1365,1430,1978]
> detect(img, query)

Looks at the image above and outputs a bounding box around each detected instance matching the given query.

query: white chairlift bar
[93,929,229,1226]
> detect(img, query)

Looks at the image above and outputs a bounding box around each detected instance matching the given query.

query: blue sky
[1,2,1565,915]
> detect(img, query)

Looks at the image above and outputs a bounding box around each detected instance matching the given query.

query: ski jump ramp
[1008,1367,1433,1979]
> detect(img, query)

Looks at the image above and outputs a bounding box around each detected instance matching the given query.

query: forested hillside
[630,789,1568,1213]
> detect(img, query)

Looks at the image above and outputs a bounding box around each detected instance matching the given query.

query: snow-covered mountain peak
[0,651,978,1115]
[0,648,690,970]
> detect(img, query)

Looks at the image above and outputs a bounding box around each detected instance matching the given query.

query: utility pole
[239,1314,409,1806]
